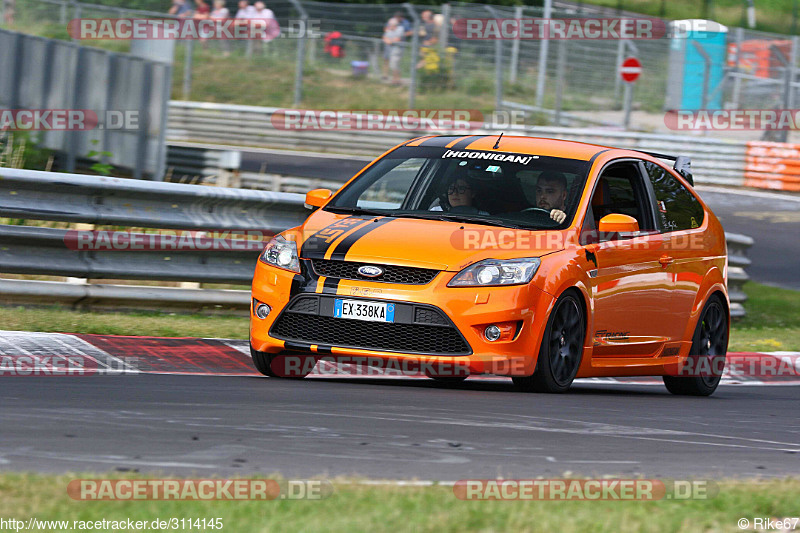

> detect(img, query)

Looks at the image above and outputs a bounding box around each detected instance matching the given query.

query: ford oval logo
[357,265,384,278]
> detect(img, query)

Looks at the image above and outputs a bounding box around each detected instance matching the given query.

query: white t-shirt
[235,6,256,18]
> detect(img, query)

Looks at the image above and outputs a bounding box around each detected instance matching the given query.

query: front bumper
[250,258,556,376]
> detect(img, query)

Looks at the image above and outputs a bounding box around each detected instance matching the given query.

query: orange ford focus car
[250,135,729,395]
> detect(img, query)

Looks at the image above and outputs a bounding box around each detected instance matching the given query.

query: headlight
[448,258,541,287]
[259,235,300,273]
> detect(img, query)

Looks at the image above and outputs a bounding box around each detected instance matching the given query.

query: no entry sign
[620,57,641,83]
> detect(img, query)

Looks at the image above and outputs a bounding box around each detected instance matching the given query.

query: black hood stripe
[322,276,340,294]
[300,216,372,259]
[329,217,395,261]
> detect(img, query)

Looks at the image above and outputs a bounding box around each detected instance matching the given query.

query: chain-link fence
[7,0,800,136]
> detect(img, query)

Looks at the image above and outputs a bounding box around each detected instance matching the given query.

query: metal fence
[166,100,749,187]
[0,27,172,179]
[0,167,753,315]
[11,0,800,135]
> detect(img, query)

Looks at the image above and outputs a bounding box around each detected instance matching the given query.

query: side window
[589,162,654,230]
[643,162,705,232]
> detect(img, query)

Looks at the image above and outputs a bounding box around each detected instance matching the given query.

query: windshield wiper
[434,214,525,229]
[391,212,524,229]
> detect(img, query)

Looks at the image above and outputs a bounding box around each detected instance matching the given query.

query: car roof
[404,135,625,161]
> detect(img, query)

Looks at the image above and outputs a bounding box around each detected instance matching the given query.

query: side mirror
[598,213,639,234]
[305,188,332,209]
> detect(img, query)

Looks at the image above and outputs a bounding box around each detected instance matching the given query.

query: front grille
[270,295,471,355]
[415,307,447,325]
[311,259,439,285]
[289,298,319,314]
[271,314,469,355]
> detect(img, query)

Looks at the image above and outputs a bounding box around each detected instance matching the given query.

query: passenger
[535,171,569,223]
[431,174,488,215]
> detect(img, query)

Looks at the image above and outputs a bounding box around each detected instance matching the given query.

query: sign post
[620,57,641,130]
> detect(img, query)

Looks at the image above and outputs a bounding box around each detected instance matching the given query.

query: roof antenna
[493,132,504,150]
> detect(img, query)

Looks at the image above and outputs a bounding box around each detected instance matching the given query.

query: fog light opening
[484,325,502,342]
[254,299,271,319]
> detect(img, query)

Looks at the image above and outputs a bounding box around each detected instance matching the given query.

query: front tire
[250,346,315,379]
[513,291,586,393]
[663,295,728,396]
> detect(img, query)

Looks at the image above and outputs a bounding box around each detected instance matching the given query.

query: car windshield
[325,145,592,230]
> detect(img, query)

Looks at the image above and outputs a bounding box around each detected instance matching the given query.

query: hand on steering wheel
[550,209,567,224]
[522,207,566,224]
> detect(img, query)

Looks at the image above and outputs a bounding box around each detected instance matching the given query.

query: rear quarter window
[643,162,705,232]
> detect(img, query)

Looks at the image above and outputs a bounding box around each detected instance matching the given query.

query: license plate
[334,299,395,323]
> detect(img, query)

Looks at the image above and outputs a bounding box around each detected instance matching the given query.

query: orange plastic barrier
[744,141,800,191]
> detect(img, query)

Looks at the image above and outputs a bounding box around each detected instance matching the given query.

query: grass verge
[0,306,249,339]
[728,282,800,352]
[0,281,797,350]
[0,474,798,533]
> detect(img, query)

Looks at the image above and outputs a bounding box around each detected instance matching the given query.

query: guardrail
[0,168,753,316]
[0,168,308,311]
[167,100,749,188]
[726,233,754,319]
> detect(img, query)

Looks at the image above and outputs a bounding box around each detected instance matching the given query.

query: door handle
[659,255,674,267]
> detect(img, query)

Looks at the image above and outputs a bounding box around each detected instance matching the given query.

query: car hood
[297,212,566,272]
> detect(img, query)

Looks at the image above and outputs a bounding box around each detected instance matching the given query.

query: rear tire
[513,291,585,393]
[663,295,728,397]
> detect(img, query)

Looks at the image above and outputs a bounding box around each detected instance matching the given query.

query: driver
[535,171,568,223]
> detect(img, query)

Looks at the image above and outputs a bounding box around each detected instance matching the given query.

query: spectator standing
[210,0,231,55]
[382,18,404,85]
[193,0,210,19]
[168,0,194,18]
[421,10,438,47]
[3,0,15,25]
[235,0,255,20]
[416,10,439,69]
[210,0,229,19]
[253,1,280,41]
[391,11,412,38]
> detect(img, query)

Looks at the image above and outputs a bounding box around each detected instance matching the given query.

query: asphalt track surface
[2,372,799,479]
[239,148,800,290]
